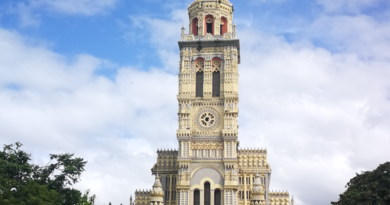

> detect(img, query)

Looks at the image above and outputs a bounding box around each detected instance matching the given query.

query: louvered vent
[212,71,220,97]
[196,72,204,97]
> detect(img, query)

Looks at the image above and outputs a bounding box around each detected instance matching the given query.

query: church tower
[133,1,294,205]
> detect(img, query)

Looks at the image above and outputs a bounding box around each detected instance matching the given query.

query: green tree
[38,153,87,204]
[78,189,96,205]
[331,162,390,205]
[0,142,94,205]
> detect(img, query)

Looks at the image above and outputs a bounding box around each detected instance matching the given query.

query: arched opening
[196,71,204,97]
[192,18,198,35]
[214,189,221,205]
[195,58,204,97]
[212,58,221,97]
[204,182,211,205]
[205,15,214,35]
[194,190,200,205]
[220,17,228,35]
[212,71,220,97]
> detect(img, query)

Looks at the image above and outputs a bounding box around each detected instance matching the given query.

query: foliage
[331,162,390,205]
[78,189,96,205]
[0,142,94,205]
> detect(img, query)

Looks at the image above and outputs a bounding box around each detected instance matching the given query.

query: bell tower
[177,0,240,158]
[176,1,240,205]
[133,1,294,205]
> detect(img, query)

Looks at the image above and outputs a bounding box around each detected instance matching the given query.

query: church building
[131,1,294,205]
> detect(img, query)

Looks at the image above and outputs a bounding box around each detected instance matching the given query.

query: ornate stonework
[131,1,294,205]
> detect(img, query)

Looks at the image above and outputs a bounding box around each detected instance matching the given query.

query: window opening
[166,191,170,199]
[194,190,200,205]
[196,60,204,97]
[192,18,198,35]
[204,182,211,205]
[212,59,221,97]
[215,190,221,205]
[206,17,213,34]
[221,17,227,34]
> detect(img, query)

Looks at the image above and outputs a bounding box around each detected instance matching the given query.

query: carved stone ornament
[186,35,194,41]
[224,34,232,39]
[213,59,221,71]
[204,33,213,40]
[196,107,219,130]
[206,17,213,23]
[196,60,204,72]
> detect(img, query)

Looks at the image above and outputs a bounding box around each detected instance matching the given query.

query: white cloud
[303,14,390,59]
[127,9,189,73]
[317,0,382,13]
[13,2,41,28]
[0,27,177,204]
[38,0,118,16]
[11,0,118,27]
[236,19,390,204]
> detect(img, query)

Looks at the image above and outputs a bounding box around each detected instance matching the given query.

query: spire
[291,196,295,205]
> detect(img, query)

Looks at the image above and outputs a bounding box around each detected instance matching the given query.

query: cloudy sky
[1,0,390,204]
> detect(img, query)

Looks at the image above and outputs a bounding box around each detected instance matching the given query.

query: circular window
[199,112,215,127]
[197,108,219,130]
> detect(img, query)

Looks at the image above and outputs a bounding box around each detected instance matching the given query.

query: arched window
[192,18,198,35]
[204,182,211,205]
[220,17,228,35]
[214,189,221,205]
[205,15,213,35]
[195,59,204,97]
[194,190,200,205]
[212,58,221,97]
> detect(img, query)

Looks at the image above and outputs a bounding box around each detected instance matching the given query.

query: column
[169,175,173,205]
[243,174,247,205]
[181,142,184,157]
[211,190,214,205]
[221,190,224,205]
[200,190,204,205]
[189,190,193,205]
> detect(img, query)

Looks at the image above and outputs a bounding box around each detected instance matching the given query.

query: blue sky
[1,0,390,205]
[3,0,388,68]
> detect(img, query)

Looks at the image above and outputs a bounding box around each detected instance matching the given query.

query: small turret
[250,173,265,205]
[150,174,164,205]
[181,25,186,40]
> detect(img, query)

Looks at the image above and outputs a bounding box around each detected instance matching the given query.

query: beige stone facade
[132,1,293,205]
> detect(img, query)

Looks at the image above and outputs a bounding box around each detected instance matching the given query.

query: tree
[38,153,87,204]
[78,189,96,205]
[0,142,94,205]
[331,162,390,205]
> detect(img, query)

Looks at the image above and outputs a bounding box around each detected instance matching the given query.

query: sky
[0,0,390,204]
